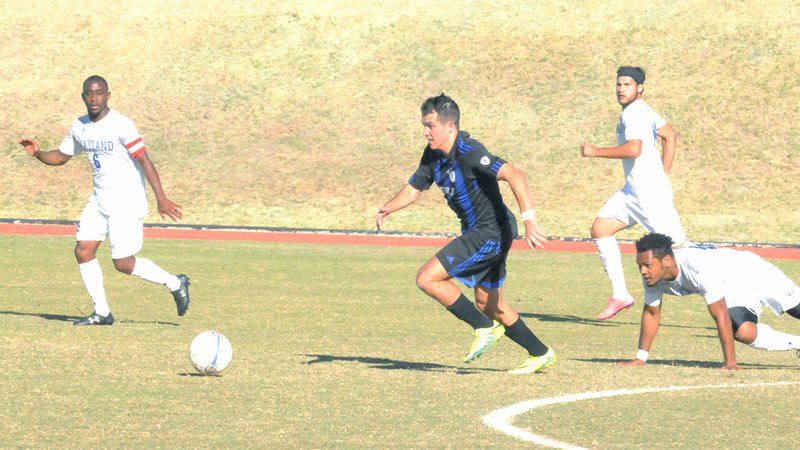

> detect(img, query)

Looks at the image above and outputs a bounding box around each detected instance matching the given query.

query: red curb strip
[0,222,797,260]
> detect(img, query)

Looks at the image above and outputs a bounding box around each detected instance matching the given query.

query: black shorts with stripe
[436,222,518,289]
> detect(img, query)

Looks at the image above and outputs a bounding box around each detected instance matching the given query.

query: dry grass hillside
[1,0,798,243]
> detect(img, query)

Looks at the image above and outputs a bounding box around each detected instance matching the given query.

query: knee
[113,256,135,275]
[734,322,757,345]
[590,221,608,239]
[74,245,95,263]
[415,268,431,293]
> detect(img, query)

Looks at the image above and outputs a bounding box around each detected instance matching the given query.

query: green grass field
[3,234,800,448]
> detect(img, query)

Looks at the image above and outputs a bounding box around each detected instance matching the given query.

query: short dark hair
[635,232,674,260]
[617,66,646,84]
[420,93,459,128]
[83,75,109,91]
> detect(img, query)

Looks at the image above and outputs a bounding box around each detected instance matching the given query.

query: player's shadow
[521,312,619,327]
[0,310,179,326]
[522,312,716,331]
[576,357,800,370]
[303,354,502,374]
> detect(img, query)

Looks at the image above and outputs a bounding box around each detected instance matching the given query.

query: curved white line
[483,381,800,449]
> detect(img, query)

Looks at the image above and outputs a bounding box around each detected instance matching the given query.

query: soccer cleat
[172,274,191,317]
[463,321,505,363]
[596,294,635,321]
[73,312,115,326]
[508,348,557,375]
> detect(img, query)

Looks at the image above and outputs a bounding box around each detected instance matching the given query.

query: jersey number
[91,152,101,169]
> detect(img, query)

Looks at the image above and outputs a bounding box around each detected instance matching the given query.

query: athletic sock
[750,323,800,351]
[447,294,493,329]
[78,259,110,316]
[131,257,181,291]
[594,236,628,299]
[505,318,548,357]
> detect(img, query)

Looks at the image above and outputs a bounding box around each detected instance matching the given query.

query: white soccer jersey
[616,99,670,198]
[643,247,800,315]
[59,109,148,218]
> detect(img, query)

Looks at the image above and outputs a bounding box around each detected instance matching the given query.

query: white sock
[750,323,800,351]
[594,236,628,299]
[131,257,181,291]
[78,259,110,316]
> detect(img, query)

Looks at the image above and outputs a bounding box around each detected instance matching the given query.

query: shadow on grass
[523,312,715,331]
[303,354,503,374]
[177,372,222,377]
[0,310,179,326]
[576,357,800,370]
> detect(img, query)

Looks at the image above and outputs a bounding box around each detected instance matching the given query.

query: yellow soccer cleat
[508,348,557,375]
[463,321,505,363]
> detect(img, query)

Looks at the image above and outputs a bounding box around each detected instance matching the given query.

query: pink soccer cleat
[596,294,635,321]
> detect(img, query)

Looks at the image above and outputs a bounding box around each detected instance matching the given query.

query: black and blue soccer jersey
[408,131,514,234]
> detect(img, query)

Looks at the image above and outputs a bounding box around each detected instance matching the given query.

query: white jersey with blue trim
[616,99,670,199]
[644,246,766,308]
[59,109,148,218]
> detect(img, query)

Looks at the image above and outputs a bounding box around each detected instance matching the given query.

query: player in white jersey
[581,66,690,321]
[618,232,800,370]
[19,75,191,325]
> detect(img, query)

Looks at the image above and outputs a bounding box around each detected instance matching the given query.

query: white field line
[483,381,800,449]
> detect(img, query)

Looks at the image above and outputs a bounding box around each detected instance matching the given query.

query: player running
[19,75,190,325]
[581,66,691,321]
[619,232,800,370]
[376,94,555,374]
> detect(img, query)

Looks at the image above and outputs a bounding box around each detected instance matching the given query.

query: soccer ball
[189,330,233,375]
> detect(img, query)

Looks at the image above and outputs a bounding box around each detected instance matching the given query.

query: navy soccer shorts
[436,228,513,289]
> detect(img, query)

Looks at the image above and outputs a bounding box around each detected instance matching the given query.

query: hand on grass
[19,138,40,157]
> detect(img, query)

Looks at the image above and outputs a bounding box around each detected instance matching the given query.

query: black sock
[786,304,800,320]
[447,294,493,329]
[505,318,548,357]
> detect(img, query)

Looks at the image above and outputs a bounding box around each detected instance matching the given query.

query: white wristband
[521,210,535,222]
[635,349,649,362]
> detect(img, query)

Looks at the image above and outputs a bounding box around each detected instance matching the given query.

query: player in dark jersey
[376,94,555,374]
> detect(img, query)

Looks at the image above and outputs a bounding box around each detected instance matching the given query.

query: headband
[617,67,645,84]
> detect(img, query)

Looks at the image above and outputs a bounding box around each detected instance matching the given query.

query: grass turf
[2,234,799,448]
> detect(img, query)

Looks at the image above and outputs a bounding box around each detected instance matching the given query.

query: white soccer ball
[189,330,233,375]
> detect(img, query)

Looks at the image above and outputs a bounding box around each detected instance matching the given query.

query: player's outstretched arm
[376,184,422,232]
[496,163,546,249]
[135,151,183,221]
[581,139,642,159]
[19,138,72,166]
[618,304,661,366]
[707,298,739,370]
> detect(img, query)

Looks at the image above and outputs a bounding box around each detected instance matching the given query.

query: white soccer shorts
[597,189,687,245]
[76,197,144,259]
[724,252,800,317]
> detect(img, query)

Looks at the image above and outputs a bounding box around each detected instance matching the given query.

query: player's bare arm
[135,151,182,221]
[496,163,546,249]
[376,184,422,231]
[580,139,642,159]
[19,138,72,166]
[618,303,661,366]
[707,298,739,370]
[656,123,677,174]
